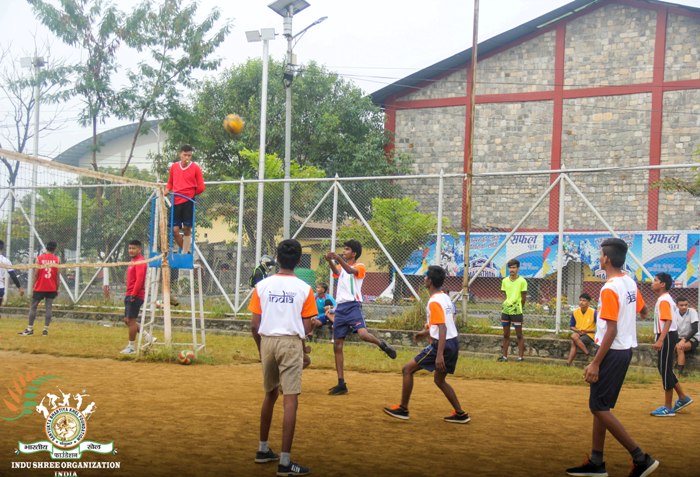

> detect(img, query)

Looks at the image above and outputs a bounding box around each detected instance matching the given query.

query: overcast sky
[1,0,699,156]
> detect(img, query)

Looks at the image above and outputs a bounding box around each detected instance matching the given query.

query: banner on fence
[402,231,699,287]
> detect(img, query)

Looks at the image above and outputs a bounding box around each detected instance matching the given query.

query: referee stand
[138,193,206,356]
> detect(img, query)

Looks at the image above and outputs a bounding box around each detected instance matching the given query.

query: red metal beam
[549,24,566,232]
[648,7,667,230]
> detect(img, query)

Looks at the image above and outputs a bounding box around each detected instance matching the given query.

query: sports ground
[1,340,699,477]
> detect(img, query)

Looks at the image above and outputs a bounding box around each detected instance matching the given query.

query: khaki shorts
[260,335,304,395]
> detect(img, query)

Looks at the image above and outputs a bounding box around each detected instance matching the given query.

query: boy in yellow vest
[567,292,597,366]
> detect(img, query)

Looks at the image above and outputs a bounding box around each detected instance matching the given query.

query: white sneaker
[142,335,157,349]
[120,345,135,354]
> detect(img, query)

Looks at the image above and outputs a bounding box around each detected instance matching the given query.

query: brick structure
[372,0,700,232]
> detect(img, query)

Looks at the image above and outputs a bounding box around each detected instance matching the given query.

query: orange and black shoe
[566,456,608,476]
[443,410,471,424]
[383,404,409,420]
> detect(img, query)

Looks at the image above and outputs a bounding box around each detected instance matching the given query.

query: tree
[28,0,122,174]
[210,148,326,255]
[116,0,231,175]
[0,40,72,264]
[163,58,411,181]
[162,58,411,235]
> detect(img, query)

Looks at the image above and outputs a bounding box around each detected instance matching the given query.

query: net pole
[461,0,479,324]
[157,187,173,345]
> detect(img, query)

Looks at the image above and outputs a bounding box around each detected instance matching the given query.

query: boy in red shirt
[19,241,59,336]
[120,239,155,354]
[165,144,205,254]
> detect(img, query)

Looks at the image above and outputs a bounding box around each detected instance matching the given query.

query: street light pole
[21,55,45,293]
[246,28,276,262]
[269,0,315,239]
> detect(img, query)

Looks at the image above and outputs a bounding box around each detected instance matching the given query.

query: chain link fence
[1,158,698,333]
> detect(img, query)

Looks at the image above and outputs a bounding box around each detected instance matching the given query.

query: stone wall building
[371,0,700,232]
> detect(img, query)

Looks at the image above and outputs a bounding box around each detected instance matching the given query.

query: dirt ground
[0,351,698,477]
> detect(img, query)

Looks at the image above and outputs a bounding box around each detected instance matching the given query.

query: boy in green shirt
[499,259,527,362]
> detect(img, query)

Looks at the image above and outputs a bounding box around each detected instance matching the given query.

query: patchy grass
[0,317,684,387]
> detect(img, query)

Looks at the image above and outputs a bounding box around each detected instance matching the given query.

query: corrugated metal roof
[54,119,161,166]
[370,0,700,106]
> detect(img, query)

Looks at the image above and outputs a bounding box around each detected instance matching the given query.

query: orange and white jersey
[653,292,679,335]
[595,274,644,350]
[426,291,458,341]
[335,263,365,304]
[248,274,317,338]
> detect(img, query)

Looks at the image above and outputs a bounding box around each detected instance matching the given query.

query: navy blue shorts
[315,315,329,326]
[173,201,194,228]
[414,337,460,374]
[589,348,632,412]
[333,302,366,339]
[124,297,144,319]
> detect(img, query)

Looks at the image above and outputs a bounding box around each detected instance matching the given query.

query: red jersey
[34,253,60,292]
[126,255,147,300]
[166,161,205,205]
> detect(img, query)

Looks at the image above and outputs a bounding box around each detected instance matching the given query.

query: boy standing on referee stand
[120,240,155,355]
[498,258,527,362]
[649,273,692,416]
[250,239,317,476]
[383,265,470,423]
[325,239,397,396]
[165,144,205,255]
[674,297,699,376]
[566,238,658,477]
[0,240,25,311]
[19,241,59,336]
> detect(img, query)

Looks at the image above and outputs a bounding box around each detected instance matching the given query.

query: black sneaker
[379,340,397,359]
[383,405,409,420]
[566,457,608,476]
[328,383,348,395]
[628,454,659,477]
[255,448,279,464]
[277,461,310,476]
[444,410,471,424]
[497,355,508,362]
[42,329,48,336]
[18,329,33,336]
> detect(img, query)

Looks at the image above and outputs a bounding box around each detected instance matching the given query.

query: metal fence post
[74,182,83,298]
[434,168,444,266]
[555,169,566,334]
[329,175,339,292]
[235,177,245,315]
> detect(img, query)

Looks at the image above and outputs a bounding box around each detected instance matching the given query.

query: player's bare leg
[400,360,420,408]
[333,338,345,381]
[434,370,463,413]
[515,325,525,359]
[358,327,397,358]
[501,325,511,359]
[182,226,192,254]
[173,225,184,251]
[260,387,279,444]
[281,394,298,453]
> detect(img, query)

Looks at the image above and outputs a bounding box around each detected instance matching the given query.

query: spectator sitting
[310,283,336,333]
[675,297,699,375]
[567,292,597,366]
